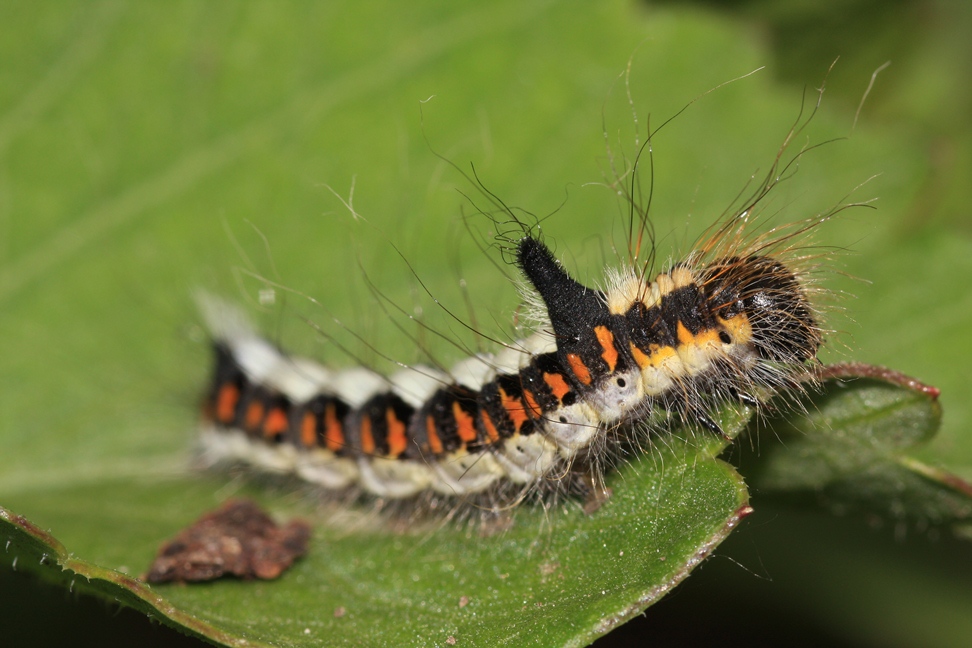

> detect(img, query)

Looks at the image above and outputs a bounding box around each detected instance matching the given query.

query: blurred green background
[0,0,970,646]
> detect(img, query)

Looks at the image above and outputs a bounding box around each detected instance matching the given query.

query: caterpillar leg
[694,410,730,442]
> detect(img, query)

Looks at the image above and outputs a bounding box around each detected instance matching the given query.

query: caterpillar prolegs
[197,216,822,502]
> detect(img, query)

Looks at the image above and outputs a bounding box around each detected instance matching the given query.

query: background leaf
[1,0,971,646]
[744,368,971,527]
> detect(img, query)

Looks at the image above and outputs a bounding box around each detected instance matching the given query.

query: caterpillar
[197,226,823,502]
[197,93,835,507]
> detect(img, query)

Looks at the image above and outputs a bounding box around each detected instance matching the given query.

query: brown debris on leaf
[144,499,311,584]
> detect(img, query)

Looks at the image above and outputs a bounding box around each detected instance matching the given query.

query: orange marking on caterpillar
[263,407,289,439]
[500,387,530,431]
[386,408,408,457]
[426,415,444,455]
[360,416,375,455]
[543,372,572,403]
[245,401,265,431]
[567,353,592,385]
[300,411,316,448]
[216,384,240,424]
[452,401,478,444]
[595,325,618,372]
[480,409,501,443]
[522,389,543,419]
[324,404,345,452]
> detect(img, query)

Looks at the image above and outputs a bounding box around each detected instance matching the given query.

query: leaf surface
[2,1,970,646]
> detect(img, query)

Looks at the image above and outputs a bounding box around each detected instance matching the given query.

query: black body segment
[293,394,352,455]
[411,384,483,456]
[516,237,629,388]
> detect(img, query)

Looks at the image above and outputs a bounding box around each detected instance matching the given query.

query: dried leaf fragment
[145,499,311,583]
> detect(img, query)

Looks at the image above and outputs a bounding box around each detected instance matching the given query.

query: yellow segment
[695,328,722,346]
[629,341,678,369]
[718,314,753,344]
[676,321,695,346]
[606,267,700,314]
[606,275,645,315]
[676,322,723,374]
[629,343,650,369]
[669,266,696,288]
[675,322,723,349]
[655,273,675,298]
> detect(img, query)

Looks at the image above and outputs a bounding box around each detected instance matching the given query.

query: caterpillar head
[704,255,821,364]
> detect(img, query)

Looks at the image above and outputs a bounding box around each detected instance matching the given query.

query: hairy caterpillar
[196,87,839,508]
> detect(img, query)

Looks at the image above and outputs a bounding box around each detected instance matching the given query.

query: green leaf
[743,365,972,530]
[2,0,971,646]
[2,407,749,647]
[1,6,768,645]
